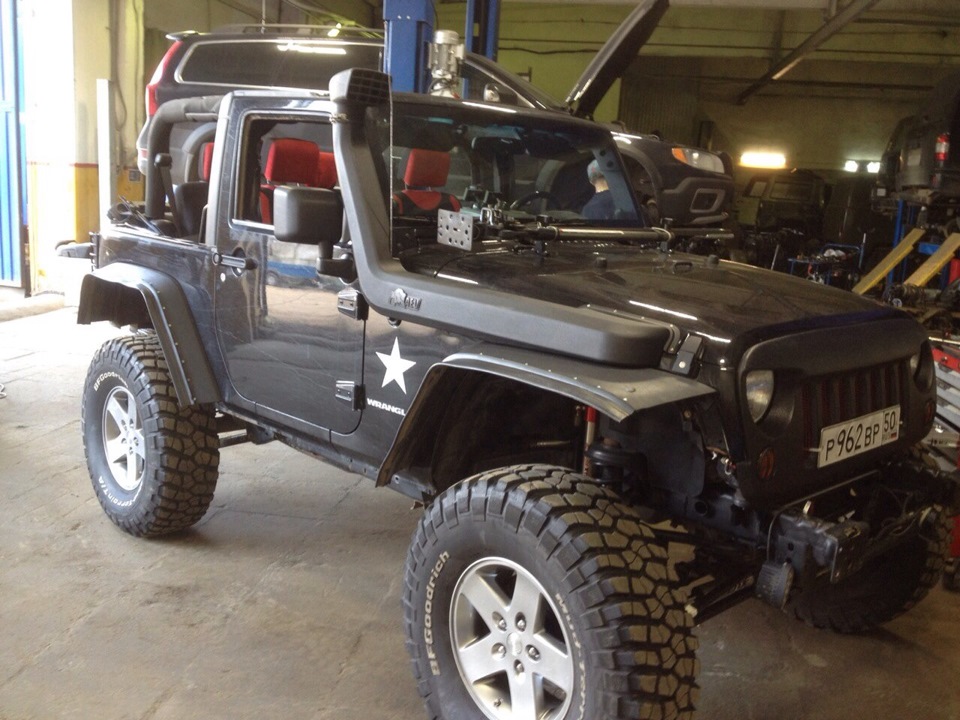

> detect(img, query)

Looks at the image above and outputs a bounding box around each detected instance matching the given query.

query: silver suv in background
[137,3,733,228]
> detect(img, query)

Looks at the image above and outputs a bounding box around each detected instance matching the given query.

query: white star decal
[376,338,417,394]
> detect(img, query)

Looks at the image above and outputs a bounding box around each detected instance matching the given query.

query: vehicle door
[213,105,364,435]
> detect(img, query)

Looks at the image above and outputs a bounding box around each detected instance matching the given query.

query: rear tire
[403,464,698,720]
[787,509,949,632]
[82,334,219,537]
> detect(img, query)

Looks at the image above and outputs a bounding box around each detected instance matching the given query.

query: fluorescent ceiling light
[276,42,347,55]
[740,151,786,169]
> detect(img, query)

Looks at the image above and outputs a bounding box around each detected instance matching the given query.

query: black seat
[173,181,209,239]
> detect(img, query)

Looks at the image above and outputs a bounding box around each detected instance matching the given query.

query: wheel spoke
[534,634,573,691]
[126,394,138,427]
[105,395,129,430]
[510,571,543,620]
[130,428,146,459]
[508,666,541,718]
[105,436,127,464]
[457,639,500,684]
[460,571,509,625]
[125,446,140,487]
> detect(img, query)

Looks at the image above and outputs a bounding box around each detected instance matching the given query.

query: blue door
[0,0,24,287]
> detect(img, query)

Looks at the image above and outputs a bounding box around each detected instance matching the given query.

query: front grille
[800,359,908,451]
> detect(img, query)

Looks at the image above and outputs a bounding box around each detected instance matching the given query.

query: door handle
[214,251,258,271]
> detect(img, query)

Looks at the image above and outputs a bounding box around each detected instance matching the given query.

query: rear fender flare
[376,344,716,488]
[77,263,220,407]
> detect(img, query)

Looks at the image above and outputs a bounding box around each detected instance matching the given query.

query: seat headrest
[317,151,338,189]
[200,142,214,181]
[404,149,451,189]
[265,138,320,186]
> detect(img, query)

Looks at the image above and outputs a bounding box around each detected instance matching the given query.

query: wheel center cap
[507,632,523,657]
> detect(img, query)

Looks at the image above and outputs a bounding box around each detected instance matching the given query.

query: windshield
[369,99,641,232]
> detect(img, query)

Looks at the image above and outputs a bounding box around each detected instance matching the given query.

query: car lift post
[383,0,434,93]
[465,0,501,60]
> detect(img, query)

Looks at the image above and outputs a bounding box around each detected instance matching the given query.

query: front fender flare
[376,344,716,487]
[77,262,220,407]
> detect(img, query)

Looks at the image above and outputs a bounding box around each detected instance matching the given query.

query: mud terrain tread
[82,334,219,537]
[403,463,698,720]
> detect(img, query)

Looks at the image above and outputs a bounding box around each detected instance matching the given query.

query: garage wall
[619,55,937,187]
[451,2,960,191]
[20,0,109,291]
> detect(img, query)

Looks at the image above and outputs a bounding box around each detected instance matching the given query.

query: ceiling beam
[736,0,882,104]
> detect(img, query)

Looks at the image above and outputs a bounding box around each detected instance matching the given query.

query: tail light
[145,41,183,117]
[935,133,950,163]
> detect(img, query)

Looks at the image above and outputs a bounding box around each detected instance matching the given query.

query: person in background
[582,159,615,220]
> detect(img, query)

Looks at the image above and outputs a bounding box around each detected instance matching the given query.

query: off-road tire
[82,334,219,537]
[403,464,698,720]
[787,509,950,633]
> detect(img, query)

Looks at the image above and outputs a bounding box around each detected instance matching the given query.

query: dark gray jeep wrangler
[78,69,959,720]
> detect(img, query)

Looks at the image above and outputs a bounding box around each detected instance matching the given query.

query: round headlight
[909,352,920,376]
[745,370,775,423]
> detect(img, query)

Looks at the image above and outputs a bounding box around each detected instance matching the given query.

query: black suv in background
[136,3,734,228]
[874,70,960,220]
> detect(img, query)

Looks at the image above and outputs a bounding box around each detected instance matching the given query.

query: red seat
[392,149,461,217]
[200,142,214,181]
[260,138,321,223]
[317,150,338,189]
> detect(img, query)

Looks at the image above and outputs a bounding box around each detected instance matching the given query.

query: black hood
[406,243,898,366]
[564,0,669,118]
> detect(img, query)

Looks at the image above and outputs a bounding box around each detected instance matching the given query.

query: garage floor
[1,306,959,720]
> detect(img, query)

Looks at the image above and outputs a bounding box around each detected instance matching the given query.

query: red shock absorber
[582,407,598,475]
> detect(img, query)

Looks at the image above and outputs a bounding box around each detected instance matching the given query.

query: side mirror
[274,186,342,246]
[483,83,519,106]
[273,187,355,281]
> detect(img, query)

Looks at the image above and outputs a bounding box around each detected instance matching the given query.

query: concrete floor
[1,306,959,720]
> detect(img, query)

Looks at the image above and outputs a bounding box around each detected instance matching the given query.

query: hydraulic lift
[383,0,501,93]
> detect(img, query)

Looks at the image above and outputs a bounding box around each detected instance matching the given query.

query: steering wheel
[509,190,561,212]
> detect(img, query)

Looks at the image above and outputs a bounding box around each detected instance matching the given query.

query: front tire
[787,509,950,632]
[82,335,219,537]
[403,464,698,720]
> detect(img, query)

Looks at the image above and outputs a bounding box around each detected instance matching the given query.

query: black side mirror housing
[273,186,355,281]
[274,186,342,246]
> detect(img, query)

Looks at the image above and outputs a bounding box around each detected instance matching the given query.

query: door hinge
[671,334,704,377]
[335,381,365,411]
[337,287,368,321]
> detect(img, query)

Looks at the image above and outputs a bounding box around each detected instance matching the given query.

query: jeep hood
[564,0,668,118]
[410,245,897,366]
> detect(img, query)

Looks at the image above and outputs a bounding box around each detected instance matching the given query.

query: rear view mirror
[483,83,519,106]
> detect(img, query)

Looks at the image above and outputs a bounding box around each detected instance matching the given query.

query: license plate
[817,405,900,468]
